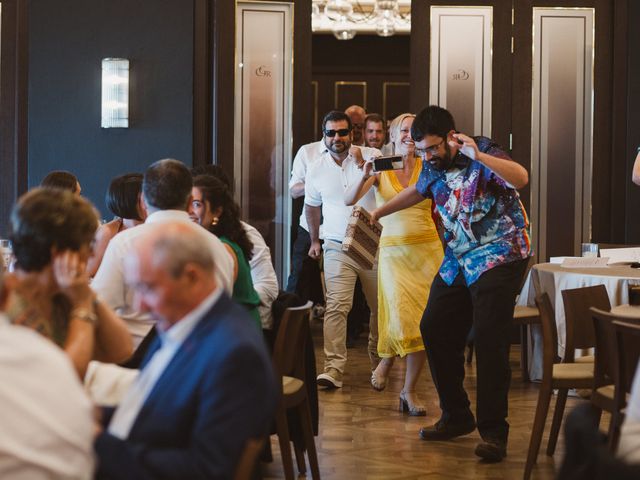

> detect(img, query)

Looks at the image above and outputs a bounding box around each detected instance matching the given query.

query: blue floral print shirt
[415,136,532,285]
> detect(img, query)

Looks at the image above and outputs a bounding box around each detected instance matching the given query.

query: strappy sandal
[370,358,393,391]
[399,390,427,416]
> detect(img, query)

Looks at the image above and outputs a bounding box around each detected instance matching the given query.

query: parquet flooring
[261,317,593,479]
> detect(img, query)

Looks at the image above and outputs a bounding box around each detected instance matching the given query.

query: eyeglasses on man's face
[324,128,351,138]
[415,139,445,157]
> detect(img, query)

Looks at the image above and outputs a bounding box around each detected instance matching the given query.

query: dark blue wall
[27,0,194,218]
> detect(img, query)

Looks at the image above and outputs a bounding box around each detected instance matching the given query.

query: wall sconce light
[101,58,129,128]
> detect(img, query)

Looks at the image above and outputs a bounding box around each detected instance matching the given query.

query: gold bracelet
[71,308,98,326]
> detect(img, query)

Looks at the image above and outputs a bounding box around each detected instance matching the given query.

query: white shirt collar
[156,286,223,346]
[145,210,191,224]
[315,140,328,155]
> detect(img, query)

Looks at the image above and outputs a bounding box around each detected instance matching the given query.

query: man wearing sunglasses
[371,105,532,463]
[305,110,382,389]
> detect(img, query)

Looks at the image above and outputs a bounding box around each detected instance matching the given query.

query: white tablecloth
[517,263,640,381]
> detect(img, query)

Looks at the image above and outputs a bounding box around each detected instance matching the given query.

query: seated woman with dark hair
[189,174,262,327]
[4,188,133,377]
[190,166,279,330]
[41,170,82,195]
[86,173,147,277]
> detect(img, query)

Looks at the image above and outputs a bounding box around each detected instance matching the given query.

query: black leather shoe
[419,417,476,441]
[474,439,507,462]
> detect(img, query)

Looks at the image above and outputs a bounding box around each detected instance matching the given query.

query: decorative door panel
[429,6,493,137]
[530,8,594,260]
[234,1,293,283]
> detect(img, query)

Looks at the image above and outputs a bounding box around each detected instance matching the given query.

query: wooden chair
[557,285,608,425]
[610,318,640,451]
[234,437,265,480]
[513,304,541,382]
[272,301,320,480]
[513,257,542,382]
[530,284,608,458]
[562,285,609,366]
[590,307,621,450]
[523,293,594,480]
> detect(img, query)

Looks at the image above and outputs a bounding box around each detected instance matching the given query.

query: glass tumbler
[581,243,599,258]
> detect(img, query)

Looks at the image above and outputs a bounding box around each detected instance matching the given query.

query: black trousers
[285,226,323,303]
[420,258,528,442]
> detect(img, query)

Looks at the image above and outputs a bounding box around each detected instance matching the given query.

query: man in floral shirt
[371,105,531,463]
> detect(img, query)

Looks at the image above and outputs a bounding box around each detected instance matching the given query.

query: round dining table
[517,262,640,381]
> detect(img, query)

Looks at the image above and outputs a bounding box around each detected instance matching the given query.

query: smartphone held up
[372,155,404,172]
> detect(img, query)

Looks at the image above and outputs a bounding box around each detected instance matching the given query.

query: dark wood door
[0,0,29,236]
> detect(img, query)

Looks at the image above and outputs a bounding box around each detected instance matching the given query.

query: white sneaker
[316,369,343,388]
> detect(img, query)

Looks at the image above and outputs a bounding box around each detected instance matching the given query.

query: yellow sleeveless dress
[375,159,444,357]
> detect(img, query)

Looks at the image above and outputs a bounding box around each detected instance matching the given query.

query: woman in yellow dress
[345,113,443,415]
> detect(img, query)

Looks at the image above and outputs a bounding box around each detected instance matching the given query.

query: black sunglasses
[324,128,351,138]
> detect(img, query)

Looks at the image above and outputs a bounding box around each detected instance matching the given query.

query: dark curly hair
[10,188,99,272]
[190,164,233,193]
[192,175,253,261]
[106,173,143,220]
[411,105,456,142]
[322,110,352,133]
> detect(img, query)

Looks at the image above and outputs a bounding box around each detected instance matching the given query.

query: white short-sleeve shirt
[304,145,380,242]
[92,210,234,346]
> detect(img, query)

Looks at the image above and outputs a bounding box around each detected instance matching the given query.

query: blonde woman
[345,113,443,415]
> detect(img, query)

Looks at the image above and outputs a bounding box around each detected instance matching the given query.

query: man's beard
[326,139,349,155]
[367,137,383,148]
[427,144,455,171]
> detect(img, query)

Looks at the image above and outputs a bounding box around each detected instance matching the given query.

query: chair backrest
[603,317,640,452]
[265,290,306,352]
[233,437,265,480]
[613,319,640,399]
[535,293,559,380]
[516,256,536,299]
[562,284,611,360]
[272,301,313,381]
[590,307,619,389]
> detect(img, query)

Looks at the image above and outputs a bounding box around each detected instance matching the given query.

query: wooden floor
[261,317,590,480]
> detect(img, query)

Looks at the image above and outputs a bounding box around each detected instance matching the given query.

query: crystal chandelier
[313,0,411,40]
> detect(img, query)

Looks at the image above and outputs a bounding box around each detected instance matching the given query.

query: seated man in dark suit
[95,222,278,480]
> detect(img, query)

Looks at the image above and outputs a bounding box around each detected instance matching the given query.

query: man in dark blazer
[95,222,278,480]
